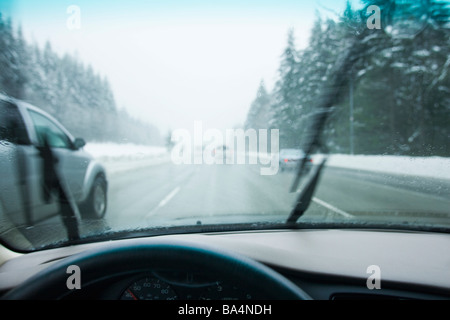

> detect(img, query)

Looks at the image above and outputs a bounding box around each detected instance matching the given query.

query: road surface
[106,162,450,229]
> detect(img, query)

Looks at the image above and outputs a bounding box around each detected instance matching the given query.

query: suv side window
[0,100,30,145]
[28,110,72,149]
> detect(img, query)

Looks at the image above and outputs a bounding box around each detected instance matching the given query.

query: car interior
[1,226,449,300]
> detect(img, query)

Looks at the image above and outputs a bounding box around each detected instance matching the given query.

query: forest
[0,13,161,145]
[245,0,449,156]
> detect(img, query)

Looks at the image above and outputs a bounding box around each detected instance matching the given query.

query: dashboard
[70,270,257,300]
[1,229,450,300]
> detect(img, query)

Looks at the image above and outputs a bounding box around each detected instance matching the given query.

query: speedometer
[120,277,178,300]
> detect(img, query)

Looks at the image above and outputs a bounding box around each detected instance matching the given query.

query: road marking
[312,197,354,218]
[147,186,181,217]
[159,187,180,207]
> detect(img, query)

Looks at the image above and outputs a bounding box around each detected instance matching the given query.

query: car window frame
[21,105,76,150]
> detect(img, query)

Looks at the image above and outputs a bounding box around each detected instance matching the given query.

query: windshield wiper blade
[38,133,80,242]
[289,108,331,193]
[286,157,327,224]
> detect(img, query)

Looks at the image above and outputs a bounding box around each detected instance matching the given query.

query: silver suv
[0,94,107,229]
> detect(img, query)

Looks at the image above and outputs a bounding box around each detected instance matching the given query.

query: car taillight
[284,159,288,163]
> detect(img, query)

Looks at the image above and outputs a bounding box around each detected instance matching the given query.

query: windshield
[0,0,449,251]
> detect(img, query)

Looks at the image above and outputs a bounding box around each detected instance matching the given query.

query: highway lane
[106,162,450,230]
[106,163,299,229]
[315,167,450,224]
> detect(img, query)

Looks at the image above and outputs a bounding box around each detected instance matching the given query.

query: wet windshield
[0,0,449,251]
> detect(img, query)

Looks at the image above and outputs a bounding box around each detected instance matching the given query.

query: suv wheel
[81,175,107,219]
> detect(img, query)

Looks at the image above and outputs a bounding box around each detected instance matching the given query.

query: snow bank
[84,142,167,160]
[324,154,450,180]
[84,142,169,174]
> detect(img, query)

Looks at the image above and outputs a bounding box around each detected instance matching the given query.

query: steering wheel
[2,239,311,300]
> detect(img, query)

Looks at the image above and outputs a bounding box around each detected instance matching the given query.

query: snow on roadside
[324,154,450,180]
[84,142,170,174]
[84,142,167,160]
[257,152,450,180]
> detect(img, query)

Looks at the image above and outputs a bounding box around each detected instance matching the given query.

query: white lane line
[312,197,354,218]
[159,187,181,207]
[147,186,181,217]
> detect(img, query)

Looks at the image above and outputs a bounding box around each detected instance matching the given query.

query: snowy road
[106,163,298,229]
[105,161,450,230]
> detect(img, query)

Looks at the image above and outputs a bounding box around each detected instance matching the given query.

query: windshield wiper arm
[286,157,327,224]
[288,20,380,195]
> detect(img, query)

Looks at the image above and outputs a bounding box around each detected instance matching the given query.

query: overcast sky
[1,0,354,135]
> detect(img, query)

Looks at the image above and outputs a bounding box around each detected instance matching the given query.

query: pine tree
[245,80,272,131]
[270,28,302,148]
[0,14,26,98]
